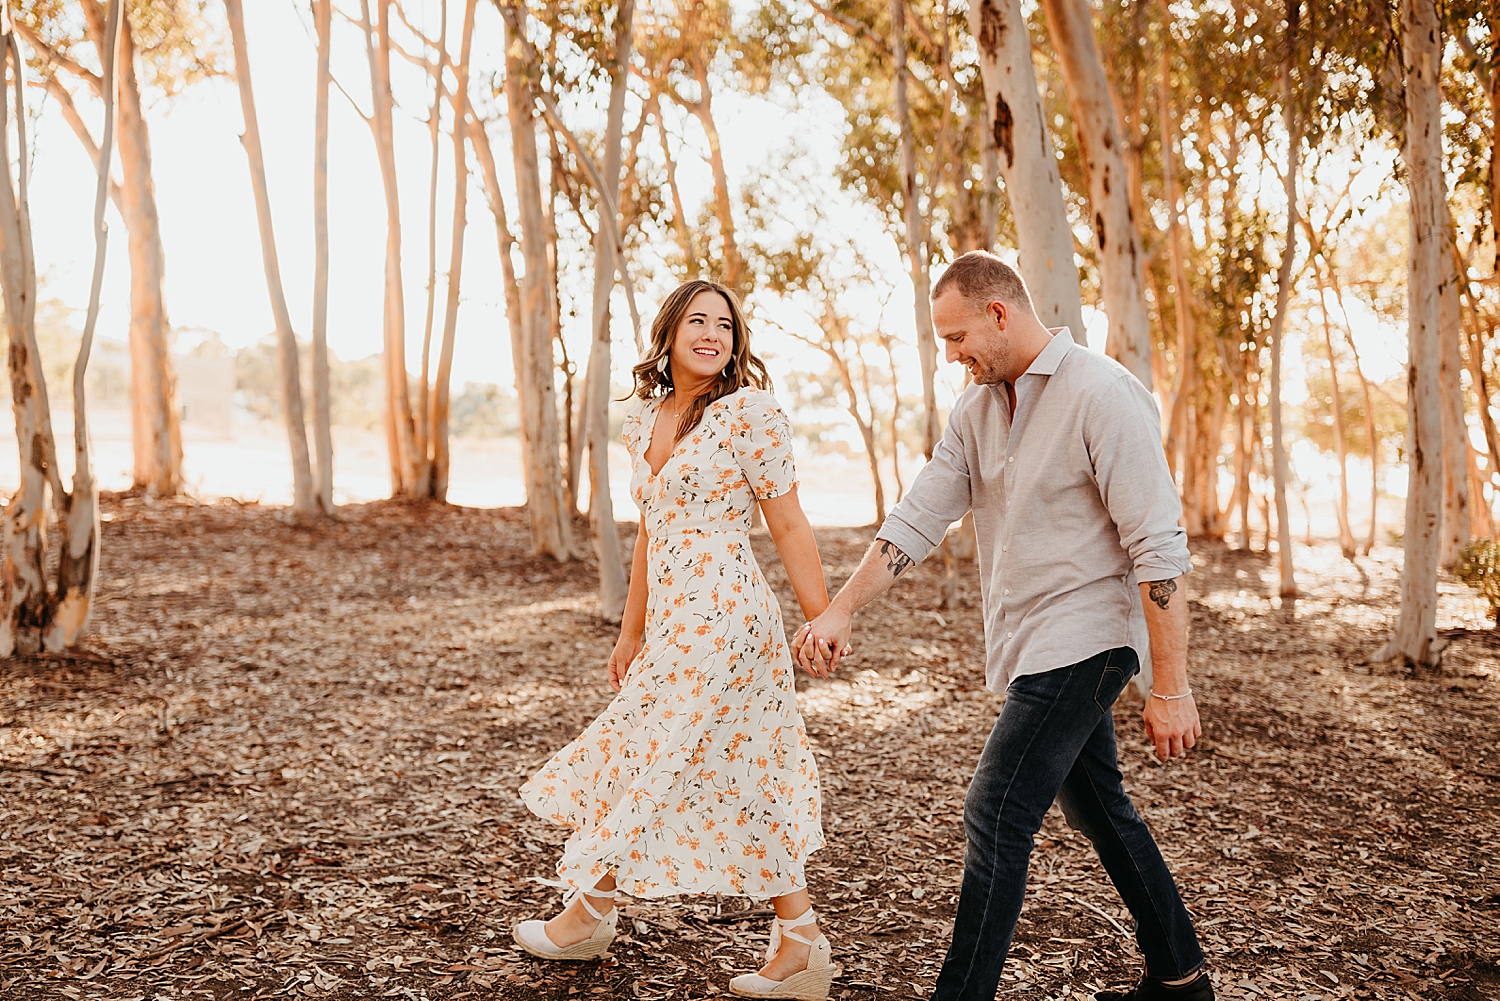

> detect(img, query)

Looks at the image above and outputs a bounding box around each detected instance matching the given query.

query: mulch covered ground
[0,494,1496,1000]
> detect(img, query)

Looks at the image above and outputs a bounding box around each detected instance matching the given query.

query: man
[793,251,1212,1001]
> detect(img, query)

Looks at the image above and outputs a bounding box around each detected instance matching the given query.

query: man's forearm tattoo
[878,540,914,579]
[1148,578,1178,610]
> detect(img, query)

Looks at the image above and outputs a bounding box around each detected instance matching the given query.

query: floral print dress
[520,388,824,900]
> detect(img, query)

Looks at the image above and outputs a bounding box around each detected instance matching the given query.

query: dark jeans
[931,647,1206,1001]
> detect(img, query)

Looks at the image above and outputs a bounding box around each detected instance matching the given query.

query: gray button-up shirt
[876,329,1190,693]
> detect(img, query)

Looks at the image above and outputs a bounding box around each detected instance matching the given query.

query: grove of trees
[4,0,1500,669]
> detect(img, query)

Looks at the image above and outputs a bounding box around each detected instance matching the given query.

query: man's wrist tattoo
[878,540,914,579]
[1148,578,1178,610]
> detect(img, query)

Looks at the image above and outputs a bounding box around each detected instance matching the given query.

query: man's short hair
[931,250,1034,314]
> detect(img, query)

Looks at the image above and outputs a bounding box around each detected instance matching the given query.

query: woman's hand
[608,633,644,692]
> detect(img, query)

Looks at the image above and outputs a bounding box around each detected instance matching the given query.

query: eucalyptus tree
[225,0,316,519]
[1037,0,1152,388]
[0,5,115,652]
[311,0,335,511]
[495,0,573,560]
[17,1,218,497]
[1386,0,1445,666]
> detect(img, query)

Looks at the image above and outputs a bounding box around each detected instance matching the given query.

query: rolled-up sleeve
[876,398,974,564]
[1086,376,1191,582]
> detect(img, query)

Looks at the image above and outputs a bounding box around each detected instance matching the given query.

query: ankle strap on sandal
[565,886,616,922]
[775,906,819,946]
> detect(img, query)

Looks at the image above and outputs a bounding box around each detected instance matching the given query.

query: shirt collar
[1020,327,1074,378]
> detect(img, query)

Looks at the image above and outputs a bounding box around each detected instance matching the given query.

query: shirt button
[1007,456,1014,463]
[1006,631,1013,638]
[1003,588,1010,595]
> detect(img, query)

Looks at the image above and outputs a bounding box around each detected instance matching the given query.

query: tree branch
[14,22,103,97]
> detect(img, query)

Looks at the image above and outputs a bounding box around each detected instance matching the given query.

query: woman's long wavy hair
[630,280,771,443]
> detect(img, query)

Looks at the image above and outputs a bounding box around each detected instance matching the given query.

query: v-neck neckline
[643,395,688,479]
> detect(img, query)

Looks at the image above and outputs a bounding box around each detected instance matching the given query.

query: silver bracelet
[1150,689,1193,701]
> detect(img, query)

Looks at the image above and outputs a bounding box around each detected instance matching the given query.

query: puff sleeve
[728,390,799,500]
[621,398,650,462]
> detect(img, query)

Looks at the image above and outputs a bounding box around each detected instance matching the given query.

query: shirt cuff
[875,514,942,565]
[1132,554,1193,582]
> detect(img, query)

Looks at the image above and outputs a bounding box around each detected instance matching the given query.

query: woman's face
[669,290,735,384]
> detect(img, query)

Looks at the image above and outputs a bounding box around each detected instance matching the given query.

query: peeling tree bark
[0,27,86,654]
[1039,0,1151,388]
[967,0,1086,341]
[1386,0,1445,668]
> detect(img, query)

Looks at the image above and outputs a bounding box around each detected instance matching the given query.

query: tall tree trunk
[968,0,1086,341]
[1267,6,1302,597]
[1313,261,1355,557]
[19,11,181,496]
[225,0,315,519]
[1387,0,1445,667]
[1040,0,1152,388]
[498,0,572,560]
[360,0,420,496]
[1439,220,1470,564]
[0,30,64,654]
[416,0,450,499]
[577,0,635,622]
[55,0,120,649]
[311,0,335,513]
[431,0,478,503]
[110,14,182,496]
[893,0,940,459]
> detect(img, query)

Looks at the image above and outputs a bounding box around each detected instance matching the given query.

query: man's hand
[1142,693,1200,761]
[607,633,644,692]
[792,606,853,677]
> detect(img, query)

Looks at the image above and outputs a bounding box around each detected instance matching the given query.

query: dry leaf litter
[0,495,1495,1001]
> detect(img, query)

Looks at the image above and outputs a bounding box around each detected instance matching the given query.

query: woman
[515,279,840,1000]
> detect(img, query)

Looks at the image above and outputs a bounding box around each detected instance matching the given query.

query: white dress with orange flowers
[520,388,824,900]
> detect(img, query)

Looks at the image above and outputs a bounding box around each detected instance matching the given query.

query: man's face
[932,289,1012,385]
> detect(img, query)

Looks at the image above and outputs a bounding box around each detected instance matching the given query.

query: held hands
[1142,693,1201,762]
[607,633,643,692]
[791,606,854,678]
